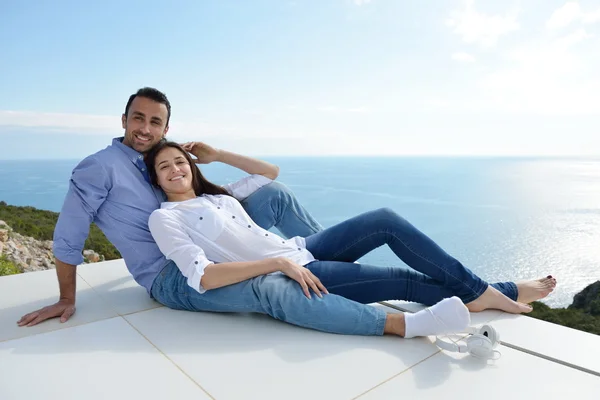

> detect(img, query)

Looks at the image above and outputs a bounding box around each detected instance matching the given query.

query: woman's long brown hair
[145,140,233,198]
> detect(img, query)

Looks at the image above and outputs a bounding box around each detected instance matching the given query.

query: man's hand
[181,142,221,164]
[17,299,76,327]
[277,258,329,299]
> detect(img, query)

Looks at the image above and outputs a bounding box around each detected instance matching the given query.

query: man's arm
[17,259,77,326]
[17,155,109,327]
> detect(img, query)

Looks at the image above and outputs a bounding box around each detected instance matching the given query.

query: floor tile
[357,345,600,400]
[126,306,441,400]
[0,317,210,400]
[0,269,117,342]
[488,313,600,375]
[77,259,162,315]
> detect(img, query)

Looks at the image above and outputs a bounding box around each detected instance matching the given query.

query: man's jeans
[150,182,517,336]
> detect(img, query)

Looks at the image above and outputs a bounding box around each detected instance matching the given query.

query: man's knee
[258,180,293,199]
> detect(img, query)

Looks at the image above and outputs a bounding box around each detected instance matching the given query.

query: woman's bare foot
[466,286,533,314]
[516,276,557,304]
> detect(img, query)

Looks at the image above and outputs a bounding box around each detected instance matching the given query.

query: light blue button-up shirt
[53,137,169,293]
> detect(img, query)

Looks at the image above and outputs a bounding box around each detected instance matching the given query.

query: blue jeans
[303,208,517,306]
[150,183,517,336]
[239,181,324,237]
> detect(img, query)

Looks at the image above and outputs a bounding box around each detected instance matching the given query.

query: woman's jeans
[150,182,518,336]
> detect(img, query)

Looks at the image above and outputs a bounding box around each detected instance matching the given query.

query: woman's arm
[202,257,328,299]
[201,258,281,290]
[182,142,279,180]
[149,210,283,292]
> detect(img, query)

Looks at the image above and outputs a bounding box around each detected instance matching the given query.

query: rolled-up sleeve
[53,155,110,266]
[222,174,273,201]
[148,210,214,293]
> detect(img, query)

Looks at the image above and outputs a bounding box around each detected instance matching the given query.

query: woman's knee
[252,275,307,312]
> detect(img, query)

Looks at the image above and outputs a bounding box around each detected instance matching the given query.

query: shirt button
[297,248,301,251]
[141,168,145,171]
[265,233,269,236]
[217,207,221,209]
[194,261,198,264]
[199,217,203,220]
[232,216,236,219]
[138,155,143,159]
[282,241,285,244]
[248,225,251,228]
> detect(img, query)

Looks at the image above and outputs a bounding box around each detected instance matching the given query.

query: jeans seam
[327,278,447,291]
[330,229,482,299]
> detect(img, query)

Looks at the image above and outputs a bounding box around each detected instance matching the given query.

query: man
[17,87,323,327]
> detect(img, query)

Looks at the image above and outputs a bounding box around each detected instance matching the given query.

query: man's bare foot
[466,286,533,314]
[516,276,557,304]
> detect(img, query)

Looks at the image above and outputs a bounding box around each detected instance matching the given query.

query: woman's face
[154,147,194,196]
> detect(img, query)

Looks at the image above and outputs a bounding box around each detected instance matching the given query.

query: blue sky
[1,0,599,159]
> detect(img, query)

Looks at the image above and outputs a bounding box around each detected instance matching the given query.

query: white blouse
[148,174,316,293]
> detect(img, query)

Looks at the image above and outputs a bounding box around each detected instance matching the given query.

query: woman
[145,140,556,339]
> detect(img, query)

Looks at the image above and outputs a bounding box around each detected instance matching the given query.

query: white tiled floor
[0,269,117,342]
[0,317,210,400]
[125,305,440,400]
[76,260,162,315]
[487,312,600,375]
[356,345,600,400]
[1,260,599,400]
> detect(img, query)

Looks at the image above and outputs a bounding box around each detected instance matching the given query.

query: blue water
[1,157,600,308]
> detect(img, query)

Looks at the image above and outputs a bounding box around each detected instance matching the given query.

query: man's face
[121,96,169,154]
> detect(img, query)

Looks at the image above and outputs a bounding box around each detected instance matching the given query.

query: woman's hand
[276,258,329,299]
[181,142,221,164]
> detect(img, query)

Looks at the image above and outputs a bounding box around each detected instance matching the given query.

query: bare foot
[466,286,533,314]
[516,276,557,304]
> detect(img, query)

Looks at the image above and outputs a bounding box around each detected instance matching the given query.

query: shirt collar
[160,197,201,210]
[111,137,145,163]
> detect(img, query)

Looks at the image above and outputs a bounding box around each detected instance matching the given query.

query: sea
[1,156,599,308]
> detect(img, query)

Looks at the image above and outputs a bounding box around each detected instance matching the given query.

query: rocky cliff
[0,220,102,272]
[569,280,600,316]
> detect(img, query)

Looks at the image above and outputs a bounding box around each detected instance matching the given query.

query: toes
[517,302,533,313]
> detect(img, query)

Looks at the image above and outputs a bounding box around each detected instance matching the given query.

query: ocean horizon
[1,156,599,308]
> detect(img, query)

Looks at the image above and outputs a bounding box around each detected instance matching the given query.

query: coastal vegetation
[0,201,120,260]
[0,201,598,336]
[0,254,20,276]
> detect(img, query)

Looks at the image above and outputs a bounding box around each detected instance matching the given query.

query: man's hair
[124,87,172,126]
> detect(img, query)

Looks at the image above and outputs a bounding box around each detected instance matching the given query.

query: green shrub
[0,255,20,276]
[528,301,600,335]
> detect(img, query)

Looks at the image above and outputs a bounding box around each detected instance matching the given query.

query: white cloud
[546,2,582,29]
[474,28,599,115]
[317,106,370,114]
[555,28,593,47]
[582,9,600,24]
[546,2,600,29]
[452,51,476,62]
[0,109,308,141]
[354,0,372,5]
[446,0,519,47]
[0,110,119,135]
